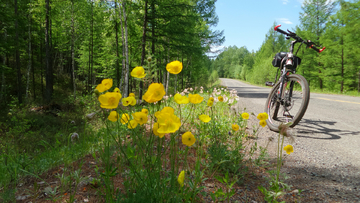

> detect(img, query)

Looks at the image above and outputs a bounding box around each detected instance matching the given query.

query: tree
[297,0,335,89]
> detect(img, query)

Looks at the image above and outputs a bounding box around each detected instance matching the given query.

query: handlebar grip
[274,24,288,35]
[319,47,326,53]
[310,45,326,53]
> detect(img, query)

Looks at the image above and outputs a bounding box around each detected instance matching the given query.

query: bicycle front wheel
[264,74,310,132]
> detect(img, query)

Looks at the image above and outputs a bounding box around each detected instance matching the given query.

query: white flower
[71,133,79,142]
[190,88,193,91]
[181,92,185,96]
[223,95,228,102]
[200,90,203,94]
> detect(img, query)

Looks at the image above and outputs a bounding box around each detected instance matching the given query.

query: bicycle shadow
[293,118,360,140]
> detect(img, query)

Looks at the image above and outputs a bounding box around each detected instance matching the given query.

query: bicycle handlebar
[274,24,326,53]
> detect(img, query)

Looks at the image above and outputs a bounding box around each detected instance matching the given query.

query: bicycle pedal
[283,113,293,118]
[265,82,274,87]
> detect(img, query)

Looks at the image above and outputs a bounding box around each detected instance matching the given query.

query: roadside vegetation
[0,61,301,202]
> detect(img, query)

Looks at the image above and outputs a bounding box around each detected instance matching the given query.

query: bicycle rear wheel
[264,74,310,132]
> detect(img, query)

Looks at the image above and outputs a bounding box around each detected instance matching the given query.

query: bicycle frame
[276,40,298,105]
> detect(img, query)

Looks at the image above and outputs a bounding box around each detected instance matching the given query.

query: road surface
[220,78,360,202]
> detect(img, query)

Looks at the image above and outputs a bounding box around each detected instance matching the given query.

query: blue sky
[212,0,305,53]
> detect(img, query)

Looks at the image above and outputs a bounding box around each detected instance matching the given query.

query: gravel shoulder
[221,78,360,202]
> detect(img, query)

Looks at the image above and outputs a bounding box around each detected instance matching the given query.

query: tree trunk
[165,43,170,95]
[45,0,53,103]
[115,0,120,88]
[181,57,184,90]
[1,31,7,103]
[71,0,76,99]
[340,47,344,93]
[15,0,22,104]
[151,1,157,82]
[166,71,170,95]
[32,46,36,100]
[26,5,32,102]
[119,1,125,91]
[139,0,148,100]
[358,70,360,93]
[122,0,130,97]
[40,28,44,101]
[1,53,5,103]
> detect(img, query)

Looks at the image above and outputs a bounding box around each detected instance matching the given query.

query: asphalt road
[220,78,360,201]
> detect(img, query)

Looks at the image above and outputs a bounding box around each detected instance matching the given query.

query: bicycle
[264,25,326,132]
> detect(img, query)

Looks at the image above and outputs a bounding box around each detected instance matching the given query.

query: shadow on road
[294,118,360,140]
[236,92,269,99]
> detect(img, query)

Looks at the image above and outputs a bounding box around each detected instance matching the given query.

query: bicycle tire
[264,74,310,132]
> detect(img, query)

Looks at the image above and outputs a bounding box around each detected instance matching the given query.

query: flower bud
[94,89,100,97]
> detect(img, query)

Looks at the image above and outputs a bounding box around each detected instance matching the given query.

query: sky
[212,0,305,53]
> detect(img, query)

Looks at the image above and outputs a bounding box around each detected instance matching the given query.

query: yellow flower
[132,112,148,125]
[108,111,119,122]
[188,94,203,104]
[177,170,185,187]
[122,97,134,107]
[259,120,267,127]
[209,97,214,102]
[263,112,269,119]
[141,108,149,115]
[131,66,146,78]
[284,145,294,154]
[153,122,165,138]
[95,79,113,93]
[257,112,268,120]
[232,124,239,131]
[120,113,130,124]
[114,87,121,94]
[155,107,181,134]
[143,83,166,103]
[174,93,189,104]
[218,96,224,102]
[207,100,213,107]
[129,93,135,97]
[127,120,138,129]
[129,96,136,106]
[182,132,196,146]
[98,92,122,109]
[241,112,249,120]
[166,60,183,74]
[199,114,211,123]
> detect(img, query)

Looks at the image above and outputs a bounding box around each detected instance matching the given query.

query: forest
[211,0,360,94]
[0,0,223,107]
